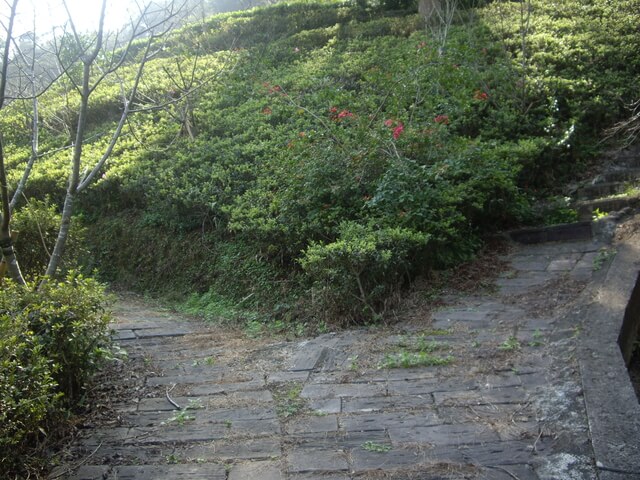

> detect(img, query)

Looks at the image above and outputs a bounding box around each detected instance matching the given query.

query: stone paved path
[54,238,621,479]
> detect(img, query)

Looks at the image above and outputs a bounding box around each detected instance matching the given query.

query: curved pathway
[52,234,640,479]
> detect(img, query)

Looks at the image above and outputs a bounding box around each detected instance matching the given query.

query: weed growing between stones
[499,336,521,351]
[362,441,392,453]
[273,383,307,419]
[592,247,617,271]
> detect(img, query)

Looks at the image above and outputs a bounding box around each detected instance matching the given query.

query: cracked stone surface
[50,239,630,479]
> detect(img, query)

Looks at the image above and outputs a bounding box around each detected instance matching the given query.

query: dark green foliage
[0,275,112,477]
[11,199,87,278]
[2,0,638,325]
[0,316,59,466]
[300,222,428,322]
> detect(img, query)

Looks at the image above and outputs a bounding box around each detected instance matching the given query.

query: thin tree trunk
[0,0,27,285]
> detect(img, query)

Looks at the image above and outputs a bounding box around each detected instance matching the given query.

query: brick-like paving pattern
[54,240,609,479]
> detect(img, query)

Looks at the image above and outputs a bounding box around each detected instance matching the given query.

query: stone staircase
[509,145,640,244]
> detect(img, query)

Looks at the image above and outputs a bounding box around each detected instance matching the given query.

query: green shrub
[300,221,429,322]
[0,274,112,477]
[11,199,87,279]
[0,316,60,469]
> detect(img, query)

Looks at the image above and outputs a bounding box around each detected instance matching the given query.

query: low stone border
[578,228,640,479]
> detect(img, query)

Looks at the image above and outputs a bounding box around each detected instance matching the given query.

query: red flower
[474,90,489,101]
[434,115,450,125]
[329,106,338,113]
[337,109,354,119]
[384,119,395,127]
[393,123,404,140]
[262,107,272,115]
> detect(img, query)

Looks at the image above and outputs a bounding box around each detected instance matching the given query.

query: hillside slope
[4,0,639,325]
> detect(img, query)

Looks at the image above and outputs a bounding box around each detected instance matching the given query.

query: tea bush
[300,222,429,322]
[0,275,112,477]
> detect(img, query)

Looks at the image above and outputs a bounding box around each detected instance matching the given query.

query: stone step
[575,193,640,221]
[615,146,640,168]
[507,221,593,244]
[599,167,640,183]
[576,181,629,200]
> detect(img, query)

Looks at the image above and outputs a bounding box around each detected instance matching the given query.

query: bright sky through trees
[14,0,139,34]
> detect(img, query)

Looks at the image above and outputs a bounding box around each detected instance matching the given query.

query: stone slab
[351,446,427,472]
[178,437,281,461]
[69,464,226,480]
[433,386,527,406]
[289,336,338,372]
[301,382,386,399]
[340,411,440,433]
[285,414,339,434]
[128,418,280,444]
[342,394,432,413]
[286,447,349,473]
[228,461,284,480]
[388,422,500,446]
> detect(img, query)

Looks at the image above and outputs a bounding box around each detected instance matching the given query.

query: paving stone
[129,418,281,444]
[115,464,226,479]
[185,378,267,395]
[386,378,441,396]
[434,385,528,407]
[290,336,338,371]
[287,447,349,473]
[77,427,136,447]
[113,329,137,340]
[124,406,277,428]
[341,411,440,433]
[146,371,258,386]
[311,371,386,383]
[442,438,551,465]
[309,398,342,414]
[289,475,350,480]
[285,414,339,434]
[134,326,192,338]
[178,437,281,460]
[268,370,310,383]
[351,446,428,472]
[228,460,284,480]
[547,256,580,271]
[66,465,110,480]
[384,369,439,381]
[342,394,432,413]
[136,390,273,411]
[478,464,540,480]
[509,256,551,271]
[431,308,492,323]
[388,422,500,446]
[69,464,228,479]
[301,382,386,399]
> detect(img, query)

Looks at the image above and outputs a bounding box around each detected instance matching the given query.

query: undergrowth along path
[52,236,634,479]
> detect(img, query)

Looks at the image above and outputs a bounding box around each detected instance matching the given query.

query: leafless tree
[0,0,27,284]
[43,0,182,277]
[420,0,457,56]
[0,0,187,283]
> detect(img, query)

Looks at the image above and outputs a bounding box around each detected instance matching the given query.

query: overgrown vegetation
[32,0,625,328]
[3,0,640,324]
